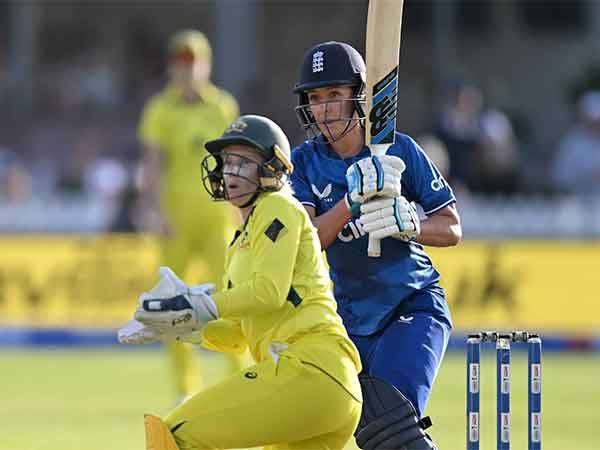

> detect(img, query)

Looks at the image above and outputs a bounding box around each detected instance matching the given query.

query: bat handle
[366,144,390,258]
[368,234,381,257]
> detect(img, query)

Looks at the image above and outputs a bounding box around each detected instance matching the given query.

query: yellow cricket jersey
[201,190,362,401]
[138,83,238,221]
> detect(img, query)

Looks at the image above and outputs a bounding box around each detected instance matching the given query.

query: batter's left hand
[346,155,405,204]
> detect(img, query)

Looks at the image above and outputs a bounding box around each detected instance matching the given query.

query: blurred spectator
[109,176,140,233]
[435,79,521,194]
[0,147,32,204]
[416,134,450,179]
[552,90,600,197]
[38,48,121,115]
[4,165,32,204]
[56,125,105,195]
[84,157,129,204]
[474,109,520,195]
[435,80,483,190]
[77,49,121,111]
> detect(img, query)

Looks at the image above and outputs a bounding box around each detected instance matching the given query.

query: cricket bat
[365,0,404,257]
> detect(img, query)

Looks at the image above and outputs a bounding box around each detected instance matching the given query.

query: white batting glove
[133,267,218,341]
[345,155,405,209]
[359,196,420,242]
[118,319,161,345]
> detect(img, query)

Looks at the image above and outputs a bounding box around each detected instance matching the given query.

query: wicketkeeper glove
[345,155,405,216]
[132,267,218,342]
[359,196,420,242]
[117,319,161,345]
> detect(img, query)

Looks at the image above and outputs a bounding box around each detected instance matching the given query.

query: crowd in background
[1,42,599,233]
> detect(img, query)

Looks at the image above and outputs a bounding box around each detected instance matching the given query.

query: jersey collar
[314,134,370,162]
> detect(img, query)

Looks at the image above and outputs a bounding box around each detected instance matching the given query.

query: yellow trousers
[164,350,361,450]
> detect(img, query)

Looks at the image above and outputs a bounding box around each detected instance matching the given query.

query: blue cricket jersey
[290,132,456,335]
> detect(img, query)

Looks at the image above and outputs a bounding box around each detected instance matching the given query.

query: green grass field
[1,349,598,450]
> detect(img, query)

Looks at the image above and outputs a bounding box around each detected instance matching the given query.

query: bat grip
[368,234,381,257]
[366,144,390,258]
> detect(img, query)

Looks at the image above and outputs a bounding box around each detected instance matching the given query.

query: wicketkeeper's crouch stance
[119,115,362,450]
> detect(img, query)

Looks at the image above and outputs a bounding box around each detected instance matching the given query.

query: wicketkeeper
[120,115,363,450]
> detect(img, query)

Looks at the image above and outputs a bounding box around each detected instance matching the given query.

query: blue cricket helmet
[293,41,366,94]
[293,41,367,141]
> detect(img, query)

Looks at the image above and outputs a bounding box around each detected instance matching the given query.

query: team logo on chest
[311,183,333,202]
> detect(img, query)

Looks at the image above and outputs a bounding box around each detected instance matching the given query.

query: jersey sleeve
[138,95,165,147]
[399,136,456,215]
[290,148,317,208]
[212,195,301,319]
[201,318,248,354]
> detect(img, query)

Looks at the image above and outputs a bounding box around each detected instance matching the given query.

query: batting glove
[359,196,420,242]
[133,267,218,341]
[345,155,405,207]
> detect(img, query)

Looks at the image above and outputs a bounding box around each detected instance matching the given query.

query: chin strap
[238,191,261,208]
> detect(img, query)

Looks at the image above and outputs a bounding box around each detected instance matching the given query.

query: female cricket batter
[290,42,463,449]
[119,115,363,450]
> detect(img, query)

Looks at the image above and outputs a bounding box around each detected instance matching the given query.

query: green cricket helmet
[201,115,294,203]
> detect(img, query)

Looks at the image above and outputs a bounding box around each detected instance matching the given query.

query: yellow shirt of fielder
[138,83,238,229]
[202,190,362,401]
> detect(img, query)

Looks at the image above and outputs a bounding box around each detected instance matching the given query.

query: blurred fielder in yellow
[119,115,362,450]
[137,29,243,399]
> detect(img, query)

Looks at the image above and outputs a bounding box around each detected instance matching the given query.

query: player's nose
[311,102,326,120]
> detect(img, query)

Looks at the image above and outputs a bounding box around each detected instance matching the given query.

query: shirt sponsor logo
[425,156,448,192]
[337,218,366,242]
